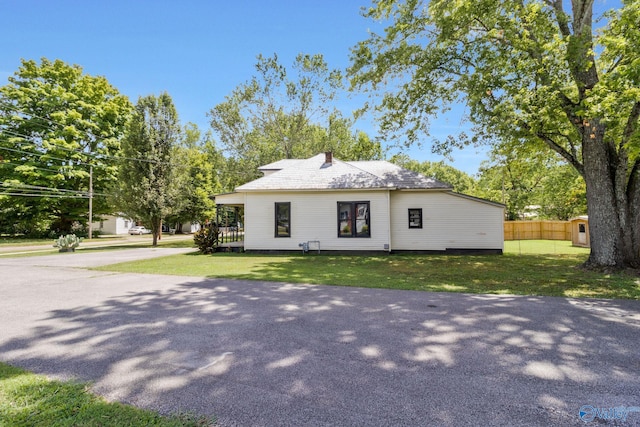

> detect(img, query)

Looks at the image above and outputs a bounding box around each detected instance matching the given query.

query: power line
[1,128,173,167]
[0,103,173,165]
[0,101,80,132]
[0,181,88,194]
[1,104,217,172]
[0,180,110,198]
[0,144,93,166]
[0,129,111,165]
[0,192,89,198]
[0,160,68,174]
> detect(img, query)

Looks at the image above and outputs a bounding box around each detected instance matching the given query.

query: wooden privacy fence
[504,221,572,241]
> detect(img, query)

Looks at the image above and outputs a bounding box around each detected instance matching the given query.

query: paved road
[1,249,639,426]
[0,233,193,255]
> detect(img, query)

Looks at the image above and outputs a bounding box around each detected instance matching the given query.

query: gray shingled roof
[257,159,303,171]
[350,161,452,190]
[235,153,452,191]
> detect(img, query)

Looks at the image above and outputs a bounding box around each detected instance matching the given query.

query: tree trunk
[151,216,160,247]
[583,129,640,268]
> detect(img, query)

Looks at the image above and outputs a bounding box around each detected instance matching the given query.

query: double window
[338,201,370,238]
[275,202,291,237]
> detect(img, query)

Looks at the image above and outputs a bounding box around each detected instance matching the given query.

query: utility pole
[88,165,93,240]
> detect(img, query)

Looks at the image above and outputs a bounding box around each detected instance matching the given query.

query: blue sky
[1,0,487,174]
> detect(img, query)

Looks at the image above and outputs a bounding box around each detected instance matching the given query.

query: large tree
[209,53,382,187]
[476,146,587,220]
[165,123,223,230]
[0,58,131,236]
[116,93,180,246]
[350,0,640,268]
[209,53,343,161]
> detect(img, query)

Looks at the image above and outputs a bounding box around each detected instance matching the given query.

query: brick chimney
[325,151,333,165]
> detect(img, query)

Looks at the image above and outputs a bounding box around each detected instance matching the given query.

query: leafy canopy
[0,58,131,236]
[349,0,640,174]
[209,53,382,187]
[116,93,180,245]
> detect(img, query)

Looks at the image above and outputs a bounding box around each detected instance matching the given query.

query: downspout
[243,192,248,249]
[387,190,392,253]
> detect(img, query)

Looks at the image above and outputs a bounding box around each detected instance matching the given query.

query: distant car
[129,226,151,235]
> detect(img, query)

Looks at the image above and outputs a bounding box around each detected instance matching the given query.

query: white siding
[215,192,245,205]
[390,191,504,251]
[91,215,132,235]
[181,222,201,233]
[244,191,390,251]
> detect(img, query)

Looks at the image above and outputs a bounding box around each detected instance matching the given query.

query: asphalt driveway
[1,249,639,426]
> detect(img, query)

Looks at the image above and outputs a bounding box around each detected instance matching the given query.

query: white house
[214,152,504,253]
[91,215,134,235]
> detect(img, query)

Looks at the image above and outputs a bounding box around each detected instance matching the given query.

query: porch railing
[219,226,243,244]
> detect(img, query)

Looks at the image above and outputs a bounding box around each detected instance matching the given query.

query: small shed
[570,216,590,248]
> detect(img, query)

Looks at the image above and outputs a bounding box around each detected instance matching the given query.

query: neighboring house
[214,152,504,253]
[179,221,201,234]
[91,215,134,235]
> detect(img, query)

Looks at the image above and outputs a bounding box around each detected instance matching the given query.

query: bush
[193,223,220,254]
[53,234,82,252]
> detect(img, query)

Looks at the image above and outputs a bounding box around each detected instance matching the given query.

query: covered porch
[214,192,245,252]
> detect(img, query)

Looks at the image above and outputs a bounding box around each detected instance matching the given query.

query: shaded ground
[1,249,639,426]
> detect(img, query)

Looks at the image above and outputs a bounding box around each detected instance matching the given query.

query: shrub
[53,234,82,252]
[193,223,220,254]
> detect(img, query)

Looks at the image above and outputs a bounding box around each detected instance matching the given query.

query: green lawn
[94,240,640,300]
[0,235,197,257]
[0,363,214,426]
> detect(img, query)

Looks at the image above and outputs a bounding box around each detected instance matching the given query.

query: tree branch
[518,119,584,175]
[621,101,640,149]
[537,132,585,176]
[549,0,572,38]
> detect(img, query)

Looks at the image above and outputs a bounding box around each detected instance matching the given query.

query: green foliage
[165,124,223,228]
[349,0,640,267]
[209,53,381,187]
[115,93,180,246]
[536,164,586,220]
[0,58,132,235]
[390,154,478,194]
[53,233,82,251]
[476,143,587,220]
[193,223,221,254]
[0,362,215,426]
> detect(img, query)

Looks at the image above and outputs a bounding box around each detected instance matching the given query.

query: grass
[503,239,591,255]
[94,240,640,300]
[0,235,196,257]
[0,363,214,426]
[2,240,636,424]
